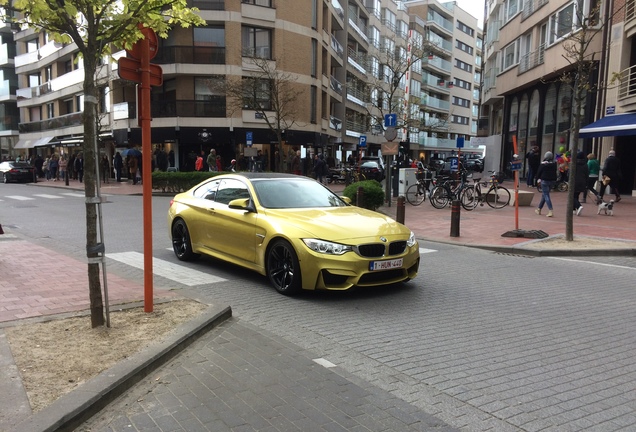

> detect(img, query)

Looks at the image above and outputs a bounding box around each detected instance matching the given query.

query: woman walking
[535,151,558,217]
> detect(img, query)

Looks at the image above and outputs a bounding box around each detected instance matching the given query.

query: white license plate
[369,258,403,271]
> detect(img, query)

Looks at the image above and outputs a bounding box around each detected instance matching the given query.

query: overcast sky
[456,0,485,28]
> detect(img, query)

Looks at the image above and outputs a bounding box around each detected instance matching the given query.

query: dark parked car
[464,154,484,172]
[359,160,385,182]
[0,161,37,183]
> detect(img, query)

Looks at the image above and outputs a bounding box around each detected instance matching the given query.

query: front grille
[357,243,385,257]
[389,241,406,255]
[358,268,405,285]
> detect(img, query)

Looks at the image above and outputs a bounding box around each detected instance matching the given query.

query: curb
[11,304,232,432]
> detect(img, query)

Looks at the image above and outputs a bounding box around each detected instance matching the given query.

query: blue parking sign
[359,135,367,147]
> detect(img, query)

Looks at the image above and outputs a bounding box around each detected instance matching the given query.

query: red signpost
[118,25,163,313]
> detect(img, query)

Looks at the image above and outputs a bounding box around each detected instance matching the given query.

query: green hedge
[152,171,228,193]
[342,180,385,210]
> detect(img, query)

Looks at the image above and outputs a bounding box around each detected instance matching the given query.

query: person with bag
[535,151,557,217]
[599,150,622,202]
[525,146,540,187]
[586,153,600,204]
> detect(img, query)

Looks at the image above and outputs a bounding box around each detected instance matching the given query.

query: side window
[215,179,250,205]
[193,179,221,201]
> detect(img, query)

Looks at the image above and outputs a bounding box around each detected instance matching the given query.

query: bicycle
[536,176,568,192]
[460,171,511,210]
[429,170,471,209]
[405,167,434,206]
[345,167,366,185]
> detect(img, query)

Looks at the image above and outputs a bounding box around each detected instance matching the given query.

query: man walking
[600,150,622,202]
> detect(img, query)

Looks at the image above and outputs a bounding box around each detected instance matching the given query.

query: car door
[204,178,257,264]
[187,179,222,249]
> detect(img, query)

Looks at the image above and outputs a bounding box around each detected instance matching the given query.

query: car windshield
[360,161,379,168]
[252,178,348,209]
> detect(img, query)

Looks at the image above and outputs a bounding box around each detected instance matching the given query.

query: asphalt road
[3,183,636,431]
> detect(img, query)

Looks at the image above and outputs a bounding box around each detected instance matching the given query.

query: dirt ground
[4,299,207,412]
[520,235,636,250]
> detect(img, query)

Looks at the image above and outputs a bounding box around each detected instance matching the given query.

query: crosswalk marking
[60,193,86,198]
[33,194,64,199]
[107,251,227,286]
[419,248,437,254]
[5,195,34,201]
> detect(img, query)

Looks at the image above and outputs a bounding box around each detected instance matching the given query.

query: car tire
[171,219,199,261]
[267,239,301,295]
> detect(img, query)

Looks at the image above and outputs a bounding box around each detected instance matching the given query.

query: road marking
[60,193,86,198]
[419,248,437,254]
[550,257,636,271]
[33,194,64,199]
[313,358,337,368]
[5,195,34,201]
[107,251,227,286]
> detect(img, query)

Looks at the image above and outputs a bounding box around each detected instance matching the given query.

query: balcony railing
[618,64,636,100]
[346,119,367,134]
[329,115,342,131]
[0,43,16,65]
[19,111,83,133]
[0,79,18,97]
[14,40,63,68]
[427,12,453,34]
[346,86,368,105]
[152,98,227,118]
[423,56,452,73]
[154,46,226,65]
[348,12,369,44]
[330,75,343,94]
[16,68,84,101]
[522,0,549,20]
[518,44,545,74]
[0,114,19,131]
[331,35,344,59]
[332,0,345,20]
[187,0,224,9]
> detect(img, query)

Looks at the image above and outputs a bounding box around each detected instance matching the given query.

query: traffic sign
[456,137,465,148]
[118,57,163,86]
[384,126,397,141]
[510,161,522,171]
[359,135,367,147]
[246,131,253,147]
[126,26,158,61]
[450,157,459,172]
[384,113,397,127]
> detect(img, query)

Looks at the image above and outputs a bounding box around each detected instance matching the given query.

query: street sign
[126,26,158,61]
[384,126,397,141]
[359,135,367,147]
[456,137,465,148]
[118,56,163,86]
[384,113,397,127]
[246,131,253,147]
[450,157,459,172]
[510,161,522,171]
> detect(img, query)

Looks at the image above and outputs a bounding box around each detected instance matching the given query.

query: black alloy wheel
[267,239,301,295]
[171,219,199,261]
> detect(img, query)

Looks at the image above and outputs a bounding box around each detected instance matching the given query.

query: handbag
[594,180,602,192]
[602,175,611,186]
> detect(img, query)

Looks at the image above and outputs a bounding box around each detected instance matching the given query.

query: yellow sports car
[168,172,420,295]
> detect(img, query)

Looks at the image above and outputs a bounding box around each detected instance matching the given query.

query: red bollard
[450,200,460,237]
[396,196,405,224]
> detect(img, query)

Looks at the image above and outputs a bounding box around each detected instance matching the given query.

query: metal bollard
[450,200,461,237]
[396,196,405,224]
[356,186,364,207]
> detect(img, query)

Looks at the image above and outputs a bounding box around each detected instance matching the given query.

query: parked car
[359,160,385,181]
[464,154,484,172]
[168,172,419,295]
[0,161,37,183]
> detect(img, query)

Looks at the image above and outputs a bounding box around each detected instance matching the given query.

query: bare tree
[220,56,304,172]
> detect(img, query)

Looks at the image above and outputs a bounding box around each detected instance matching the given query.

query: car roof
[231,172,302,180]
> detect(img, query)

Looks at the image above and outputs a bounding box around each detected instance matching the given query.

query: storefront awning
[14,136,55,149]
[579,113,636,138]
[33,136,55,147]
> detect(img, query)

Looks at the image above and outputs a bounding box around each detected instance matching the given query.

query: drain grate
[501,229,549,239]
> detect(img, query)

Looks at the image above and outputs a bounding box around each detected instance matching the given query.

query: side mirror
[228,198,255,212]
[341,196,352,205]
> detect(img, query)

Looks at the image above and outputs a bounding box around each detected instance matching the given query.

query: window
[28,73,40,88]
[452,115,469,125]
[215,179,250,205]
[47,103,54,118]
[243,78,272,110]
[241,0,271,5]
[457,21,475,37]
[455,59,473,73]
[194,26,225,47]
[502,39,520,70]
[454,78,471,90]
[456,39,474,55]
[549,2,576,44]
[242,26,272,59]
[311,39,317,77]
[452,96,470,108]
[310,85,317,123]
[505,0,519,22]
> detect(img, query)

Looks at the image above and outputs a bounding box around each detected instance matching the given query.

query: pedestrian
[49,154,59,181]
[226,159,237,172]
[586,153,600,204]
[74,153,84,182]
[207,149,217,171]
[573,151,588,216]
[43,157,50,180]
[535,151,557,217]
[195,153,203,171]
[114,151,123,182]
[68,153,76,180]
[600,150,622,202]
[100,154,110,184]
[314,154,327,184]
[128,155,138,185]
[216,155,223,172]
[59,155,67,182]
[291,150,301,175]
[525,146,540,187]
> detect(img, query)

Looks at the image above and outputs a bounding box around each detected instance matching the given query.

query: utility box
[398,168,418,196]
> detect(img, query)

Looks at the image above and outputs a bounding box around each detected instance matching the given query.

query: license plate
[20,169,29,173]
[369,258,403,271]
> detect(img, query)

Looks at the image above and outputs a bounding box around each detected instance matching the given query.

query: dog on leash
[597,200,614,216]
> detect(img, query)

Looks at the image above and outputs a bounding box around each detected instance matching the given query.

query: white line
[5,195,34,201]
[419,248,437,254]
[313,358,337,368]
[107,251,227,286]
[60,193,86,198]
[33,194,64,199]
[550,257,636,271]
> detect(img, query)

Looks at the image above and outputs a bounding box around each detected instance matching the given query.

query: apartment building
[0,8,18,160]
[10,0,483,172]
[480,0,608,179]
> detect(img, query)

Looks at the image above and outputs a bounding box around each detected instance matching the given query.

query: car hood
[262,206,410,241]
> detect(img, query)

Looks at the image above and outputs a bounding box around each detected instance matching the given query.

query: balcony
[187,0,224,9]
[330,75,343,94]
[14,40,63,68]
[423,56,452,73]
[348,14,369,44]
[347,48,367,74]
[332,0,345,21]
[421,94,450,111]
[522,0,548,21]
[153,46,226,65]
[427,12,453,35]
[518,45,545,74]
[19,111,83,133]
[0,79,18,98]
[16,68,84,101]
[329,115,342,131]
[331,35,344,59]
[152,98,226,118]
[345,119,366,136]
[618,64,636,102]
[0,43,17,65]
[346,86,368,106]
[0,113,19,132]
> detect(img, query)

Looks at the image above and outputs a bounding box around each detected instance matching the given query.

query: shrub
[342,180,385,210]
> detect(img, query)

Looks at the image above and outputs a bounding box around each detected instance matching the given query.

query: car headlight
[303,239,352,255]
[407,231,417,248]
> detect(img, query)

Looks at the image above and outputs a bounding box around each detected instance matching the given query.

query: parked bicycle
[429,170,471,209]
[536,176,568,192]
[345,167,366,185]
[405,167,434,206]
[460,171,511,210]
